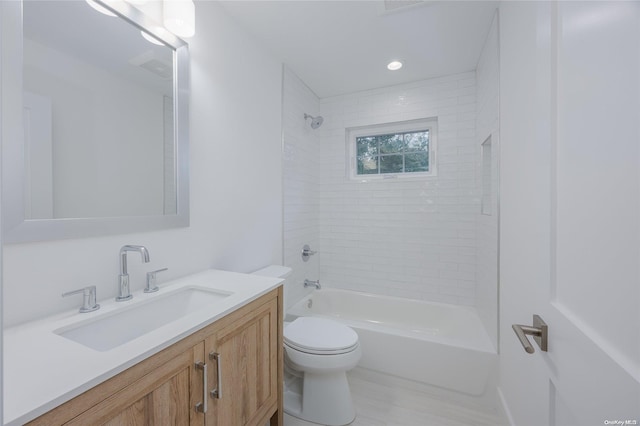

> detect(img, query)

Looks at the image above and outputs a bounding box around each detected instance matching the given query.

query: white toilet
[252,266,362,426]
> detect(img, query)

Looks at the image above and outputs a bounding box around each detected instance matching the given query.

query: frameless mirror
[1,0,189,242]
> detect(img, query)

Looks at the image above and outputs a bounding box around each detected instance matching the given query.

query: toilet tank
[252,265,293,312]
[251,265,292,279]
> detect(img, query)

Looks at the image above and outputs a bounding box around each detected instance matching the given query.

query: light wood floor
[284,369,504,426]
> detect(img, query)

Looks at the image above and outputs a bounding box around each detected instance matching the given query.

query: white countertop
[3,268,283,426]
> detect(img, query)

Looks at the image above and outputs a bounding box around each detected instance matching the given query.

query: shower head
[304,113,324,129]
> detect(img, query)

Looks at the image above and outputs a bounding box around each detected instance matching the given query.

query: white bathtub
[287,288,497,396]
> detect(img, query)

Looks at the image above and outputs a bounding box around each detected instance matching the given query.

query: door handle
[512,314,548,354]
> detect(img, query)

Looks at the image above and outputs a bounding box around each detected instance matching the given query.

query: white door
[500,2,640,425]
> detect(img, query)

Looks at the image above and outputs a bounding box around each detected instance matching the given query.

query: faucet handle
[301,244,317,262]
[145,268,168,293]
[62,285,100,313]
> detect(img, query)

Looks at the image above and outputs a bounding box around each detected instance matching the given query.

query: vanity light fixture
[163,0,196,38]
[86,0,116,17]
[141,30,165,46]
[387,60,403,71]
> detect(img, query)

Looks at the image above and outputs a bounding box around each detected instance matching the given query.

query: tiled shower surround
[317,72,479,305]
[284,57,498,339]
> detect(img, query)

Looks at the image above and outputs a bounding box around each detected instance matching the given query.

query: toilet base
[284,370,356,426]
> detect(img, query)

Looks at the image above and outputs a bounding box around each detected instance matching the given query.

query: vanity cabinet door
[65,343,204,426]
[205,297,279,426]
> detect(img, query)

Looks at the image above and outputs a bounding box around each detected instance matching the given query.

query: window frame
[346,118,438,181]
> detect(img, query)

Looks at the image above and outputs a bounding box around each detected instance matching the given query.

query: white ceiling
[218,0,499,98]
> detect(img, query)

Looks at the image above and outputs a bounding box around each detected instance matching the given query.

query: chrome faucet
[304,279,321,290]
[117,245,150,301]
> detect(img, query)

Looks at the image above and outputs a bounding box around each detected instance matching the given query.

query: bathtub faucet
[304,279,321,290]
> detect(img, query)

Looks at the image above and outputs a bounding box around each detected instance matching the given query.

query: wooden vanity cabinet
[204,295,279,426]
[28,287,283,426]
[63,343,202,426]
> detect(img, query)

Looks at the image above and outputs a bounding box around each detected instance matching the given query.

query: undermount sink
[55,286,232,351]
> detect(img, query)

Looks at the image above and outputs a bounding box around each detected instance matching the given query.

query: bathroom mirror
[1,0,189,242]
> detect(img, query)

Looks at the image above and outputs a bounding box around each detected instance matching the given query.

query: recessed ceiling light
[387,60,403,71]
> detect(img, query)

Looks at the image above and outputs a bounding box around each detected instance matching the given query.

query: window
[347,118,437,180]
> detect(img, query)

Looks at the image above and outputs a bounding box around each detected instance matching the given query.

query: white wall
[282,67,321,309]
[475,13,500,350]
[2,1,283,327]
[317,73,479,305]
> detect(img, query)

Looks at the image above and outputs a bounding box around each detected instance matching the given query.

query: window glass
[355,129,430,176]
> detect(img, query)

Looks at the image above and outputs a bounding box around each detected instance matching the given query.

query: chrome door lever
[512,314,548,353]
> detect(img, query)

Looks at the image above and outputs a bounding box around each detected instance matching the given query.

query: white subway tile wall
[317,71,480,305]
[283,24,499,323]
[282,67,321,309]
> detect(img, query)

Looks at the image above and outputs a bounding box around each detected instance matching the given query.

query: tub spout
[304,279,321,290]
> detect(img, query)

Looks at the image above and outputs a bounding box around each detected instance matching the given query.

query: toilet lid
[284,317,359,354]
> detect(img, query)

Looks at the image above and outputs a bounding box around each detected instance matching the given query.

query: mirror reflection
[22,0,176,219]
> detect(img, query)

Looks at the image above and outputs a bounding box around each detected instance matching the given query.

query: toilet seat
[284,317,359,355]
[285,340,359,355]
